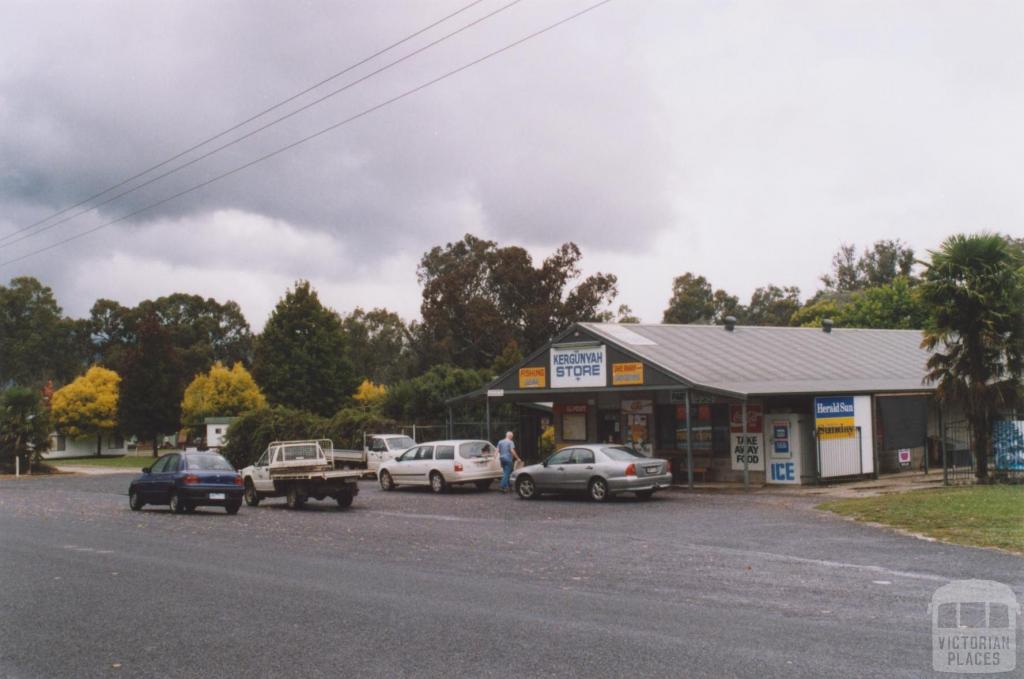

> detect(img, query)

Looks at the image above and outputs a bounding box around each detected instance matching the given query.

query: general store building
[454,321,939,486]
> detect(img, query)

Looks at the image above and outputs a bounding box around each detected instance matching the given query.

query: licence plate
[645,465,659,474]
[209,492,226,500]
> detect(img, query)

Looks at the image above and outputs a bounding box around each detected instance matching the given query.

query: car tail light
[454,463,464,472]
[624,463,636,476]
[183,474,200,485]
[233,475,243,486]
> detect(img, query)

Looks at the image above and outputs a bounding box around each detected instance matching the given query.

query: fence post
[939,407,948,486]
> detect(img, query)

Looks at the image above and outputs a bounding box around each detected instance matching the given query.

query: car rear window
[458,442,493,459]
[601,446,643,461]
[185,455,235,471]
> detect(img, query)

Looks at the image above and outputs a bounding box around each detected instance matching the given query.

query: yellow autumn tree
[51,366,121,457]
[181,362,267,428]
[352,379,387,410]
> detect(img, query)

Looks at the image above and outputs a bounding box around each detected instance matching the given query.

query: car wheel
[128,487,144,511]
[286,485,306,510]
[516,475,538,500]
[589,478,611,502]
[225,501,241,515]
[475,479,493,491]
[429,472,447,494]
[336,490,354,508]
[635,489,654,501]
[379,470,395,491]
[243,480,260,507]
[169,491,185,514]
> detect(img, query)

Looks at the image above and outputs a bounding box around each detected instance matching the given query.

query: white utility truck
[326,434,416,474]
[240,440,362,509]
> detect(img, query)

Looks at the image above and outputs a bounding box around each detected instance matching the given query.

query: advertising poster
[550,345,606,388]
[518,367,545,389]
[993,420,1024,471]
[561,404,588,441]
[729,404,763,433]
[814,396,856,439]
[611,362,644,386]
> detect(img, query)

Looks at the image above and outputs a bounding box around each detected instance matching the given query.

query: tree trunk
[96,434,103,457]
[973,423,989,481]
[152,437,159,458]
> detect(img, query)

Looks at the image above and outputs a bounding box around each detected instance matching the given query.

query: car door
[251,450,273,492]
[367,437,387,471]
[138,455,169,501]
[413,445,435,485]
[565,448,596,491]
[152,453,180,503]
[391,446,421,484]
[533,449,573,491]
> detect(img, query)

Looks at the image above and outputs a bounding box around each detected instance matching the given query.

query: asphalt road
[0,473,1020,679]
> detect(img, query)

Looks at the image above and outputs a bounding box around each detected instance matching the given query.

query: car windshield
[601,446,643,461]
[459,442,492,459]
[185,455,235,471]
[388,436,415,450]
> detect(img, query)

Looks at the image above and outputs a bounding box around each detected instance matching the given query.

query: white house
[44,432,127,459]
[205,417,237,449]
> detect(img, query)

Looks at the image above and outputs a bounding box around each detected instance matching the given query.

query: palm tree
[921,233,1024,480]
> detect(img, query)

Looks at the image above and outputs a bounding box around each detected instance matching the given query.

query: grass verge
[52,455,158,470]
[819,485,1024,554]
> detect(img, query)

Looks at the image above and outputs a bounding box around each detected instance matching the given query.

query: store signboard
[611,362,644,386]
[814,396,856,439]
[731,433,765,471]
[518,367,545,389]
[550,345,606,388]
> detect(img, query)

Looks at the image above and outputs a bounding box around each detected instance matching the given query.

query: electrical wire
[0,0,491,244]
[0,0,615,268]
[0,0,525,251]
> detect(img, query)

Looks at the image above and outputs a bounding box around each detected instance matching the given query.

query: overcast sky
[2,0,1022,329]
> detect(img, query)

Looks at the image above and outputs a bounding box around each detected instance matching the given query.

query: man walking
[496,431,520,493]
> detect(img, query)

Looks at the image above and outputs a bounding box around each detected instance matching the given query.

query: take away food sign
[550,345,606,388]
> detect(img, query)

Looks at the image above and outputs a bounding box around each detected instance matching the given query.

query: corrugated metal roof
[578,322,933,397]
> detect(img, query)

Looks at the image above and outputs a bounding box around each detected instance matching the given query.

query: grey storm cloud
[2,0,1024,326]
[0,0,674,256]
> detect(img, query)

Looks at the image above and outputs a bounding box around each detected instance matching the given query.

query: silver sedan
[510,444,673,502]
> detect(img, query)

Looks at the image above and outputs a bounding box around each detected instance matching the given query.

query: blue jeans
[500,458,514,490]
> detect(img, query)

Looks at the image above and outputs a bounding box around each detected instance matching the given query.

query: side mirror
[142,467,151,474]
[542,460,548,467]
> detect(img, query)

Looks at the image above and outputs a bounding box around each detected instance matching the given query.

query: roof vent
[723,316,737,332]
[822,318,834,333]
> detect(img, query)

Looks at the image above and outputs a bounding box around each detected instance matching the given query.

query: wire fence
[942,418,1024,485]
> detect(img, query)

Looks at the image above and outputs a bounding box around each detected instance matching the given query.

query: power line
[0,0,491,244]
[0,0,616,268]
[0,0,525,251]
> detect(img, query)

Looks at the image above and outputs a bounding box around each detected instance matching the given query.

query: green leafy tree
[744,285,802,326]
[838,277,927,329]
[220,405,329,469]
[89,294,252,377]
[340,307,412,384]
[921,233,1024,480]
[0,277,88,386]
[662,273,740,324]
[252,281,358,417]
[325,407,399,450]
[416,235,618,369]
[118,312,186,457]
[0,387,51,471]
[381,364,490,424]
[50,366,120,457]
[822,240,916,292]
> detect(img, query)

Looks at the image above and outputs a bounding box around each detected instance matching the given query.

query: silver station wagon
[511,444,673,502]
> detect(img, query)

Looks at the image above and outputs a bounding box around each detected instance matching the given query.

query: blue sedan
[129,451,244,514]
